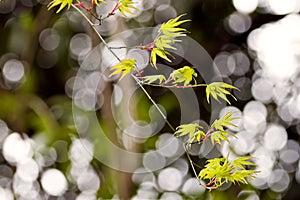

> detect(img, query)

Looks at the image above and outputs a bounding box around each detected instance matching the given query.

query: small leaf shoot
[170,66,197,86]
[109,59,136,79]
[206,82,239,104]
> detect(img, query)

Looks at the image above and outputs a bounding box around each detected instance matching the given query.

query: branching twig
[72,3,205,186]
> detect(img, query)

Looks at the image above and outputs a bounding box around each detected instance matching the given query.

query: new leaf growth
[142,75,166,84]
[48,2,259,191]
[174,123,206,144]
[210,112,237,145]
[109,59,136,79]
[206,82,239,104]
[174,112,237,146]
[199,155,258,190]
[151,14,190,67]
[170,66,197,86]
[48,0,73,13]
[117,0,137,16]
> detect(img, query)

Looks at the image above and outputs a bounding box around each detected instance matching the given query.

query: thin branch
[131,75,175,131]
[72,4,121,62]
[72,3,175,132]
[108,46,140,50]
[72,4,205,186]
[183,144,206,187]
[190,160,202,169]
[136,77,207,88]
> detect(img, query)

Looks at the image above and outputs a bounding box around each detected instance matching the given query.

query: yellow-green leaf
[211,112,237,132]
[190,130,206,144]
[160,14,190,37]
[118,0,138,16]
[170,66,197,86]
[109,59,136,79]
[150,48,171,68]
[199,155,258,189]
[143,75,166,84]
[206,82,239,104]
[155,35,179,50]
[174,123,206,143]
[210,131,235,145]
[150,14,190,68]
[232,157,256,170]
[48,0,73,13]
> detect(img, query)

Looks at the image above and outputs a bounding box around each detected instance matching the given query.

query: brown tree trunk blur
[87,12,138,199]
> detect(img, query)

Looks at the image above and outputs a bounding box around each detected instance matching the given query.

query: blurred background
[1,0,300,199]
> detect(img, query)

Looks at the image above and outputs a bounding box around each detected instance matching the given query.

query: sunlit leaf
[150,48,171,68]
[48,0,73,13]
[160,14,190,37]
[170,66,197,86]
[209,112,237,145]
[199,157,231,187]
[150,14,190,67]
[227,169,258,184]
[174,123,202,137]
[210,131,235,145]
[143,75,166,84]
[118,0,137,16]
[109,59,136,79]
[199,155,258,189]
[206,82,239,104]
[174,123,206,143]
[155,35,178,50]
[231,156,256,170]
[211,112,237,132]
[190,130,206,144]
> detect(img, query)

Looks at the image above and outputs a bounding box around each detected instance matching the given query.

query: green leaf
[118,0,138,16]
[199,157,231,187]
[160,14,190,37]
[48,0,73,13]
[210,131,235,145]
[143,75,166,84]
[170,66,197,86]
[211,112,237,132]
[150,48,171,68]
[209,112,237,145]
[174,123,206,143]
[206,82,239,104]
[155,35,178,50]
[109,59,136,79]
[199,156,258,189]
[174,124,202,137]
[190,130,206,144]
[228,169,258,184]
[231,157,256,170]
[150,14,190,68]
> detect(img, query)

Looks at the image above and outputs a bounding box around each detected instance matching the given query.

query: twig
[73,3,176,133]
[108,46,140,50]
[72,4,122,62]
[72,3,204,186]
[136,77,207,88]
[183,144,206,187]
